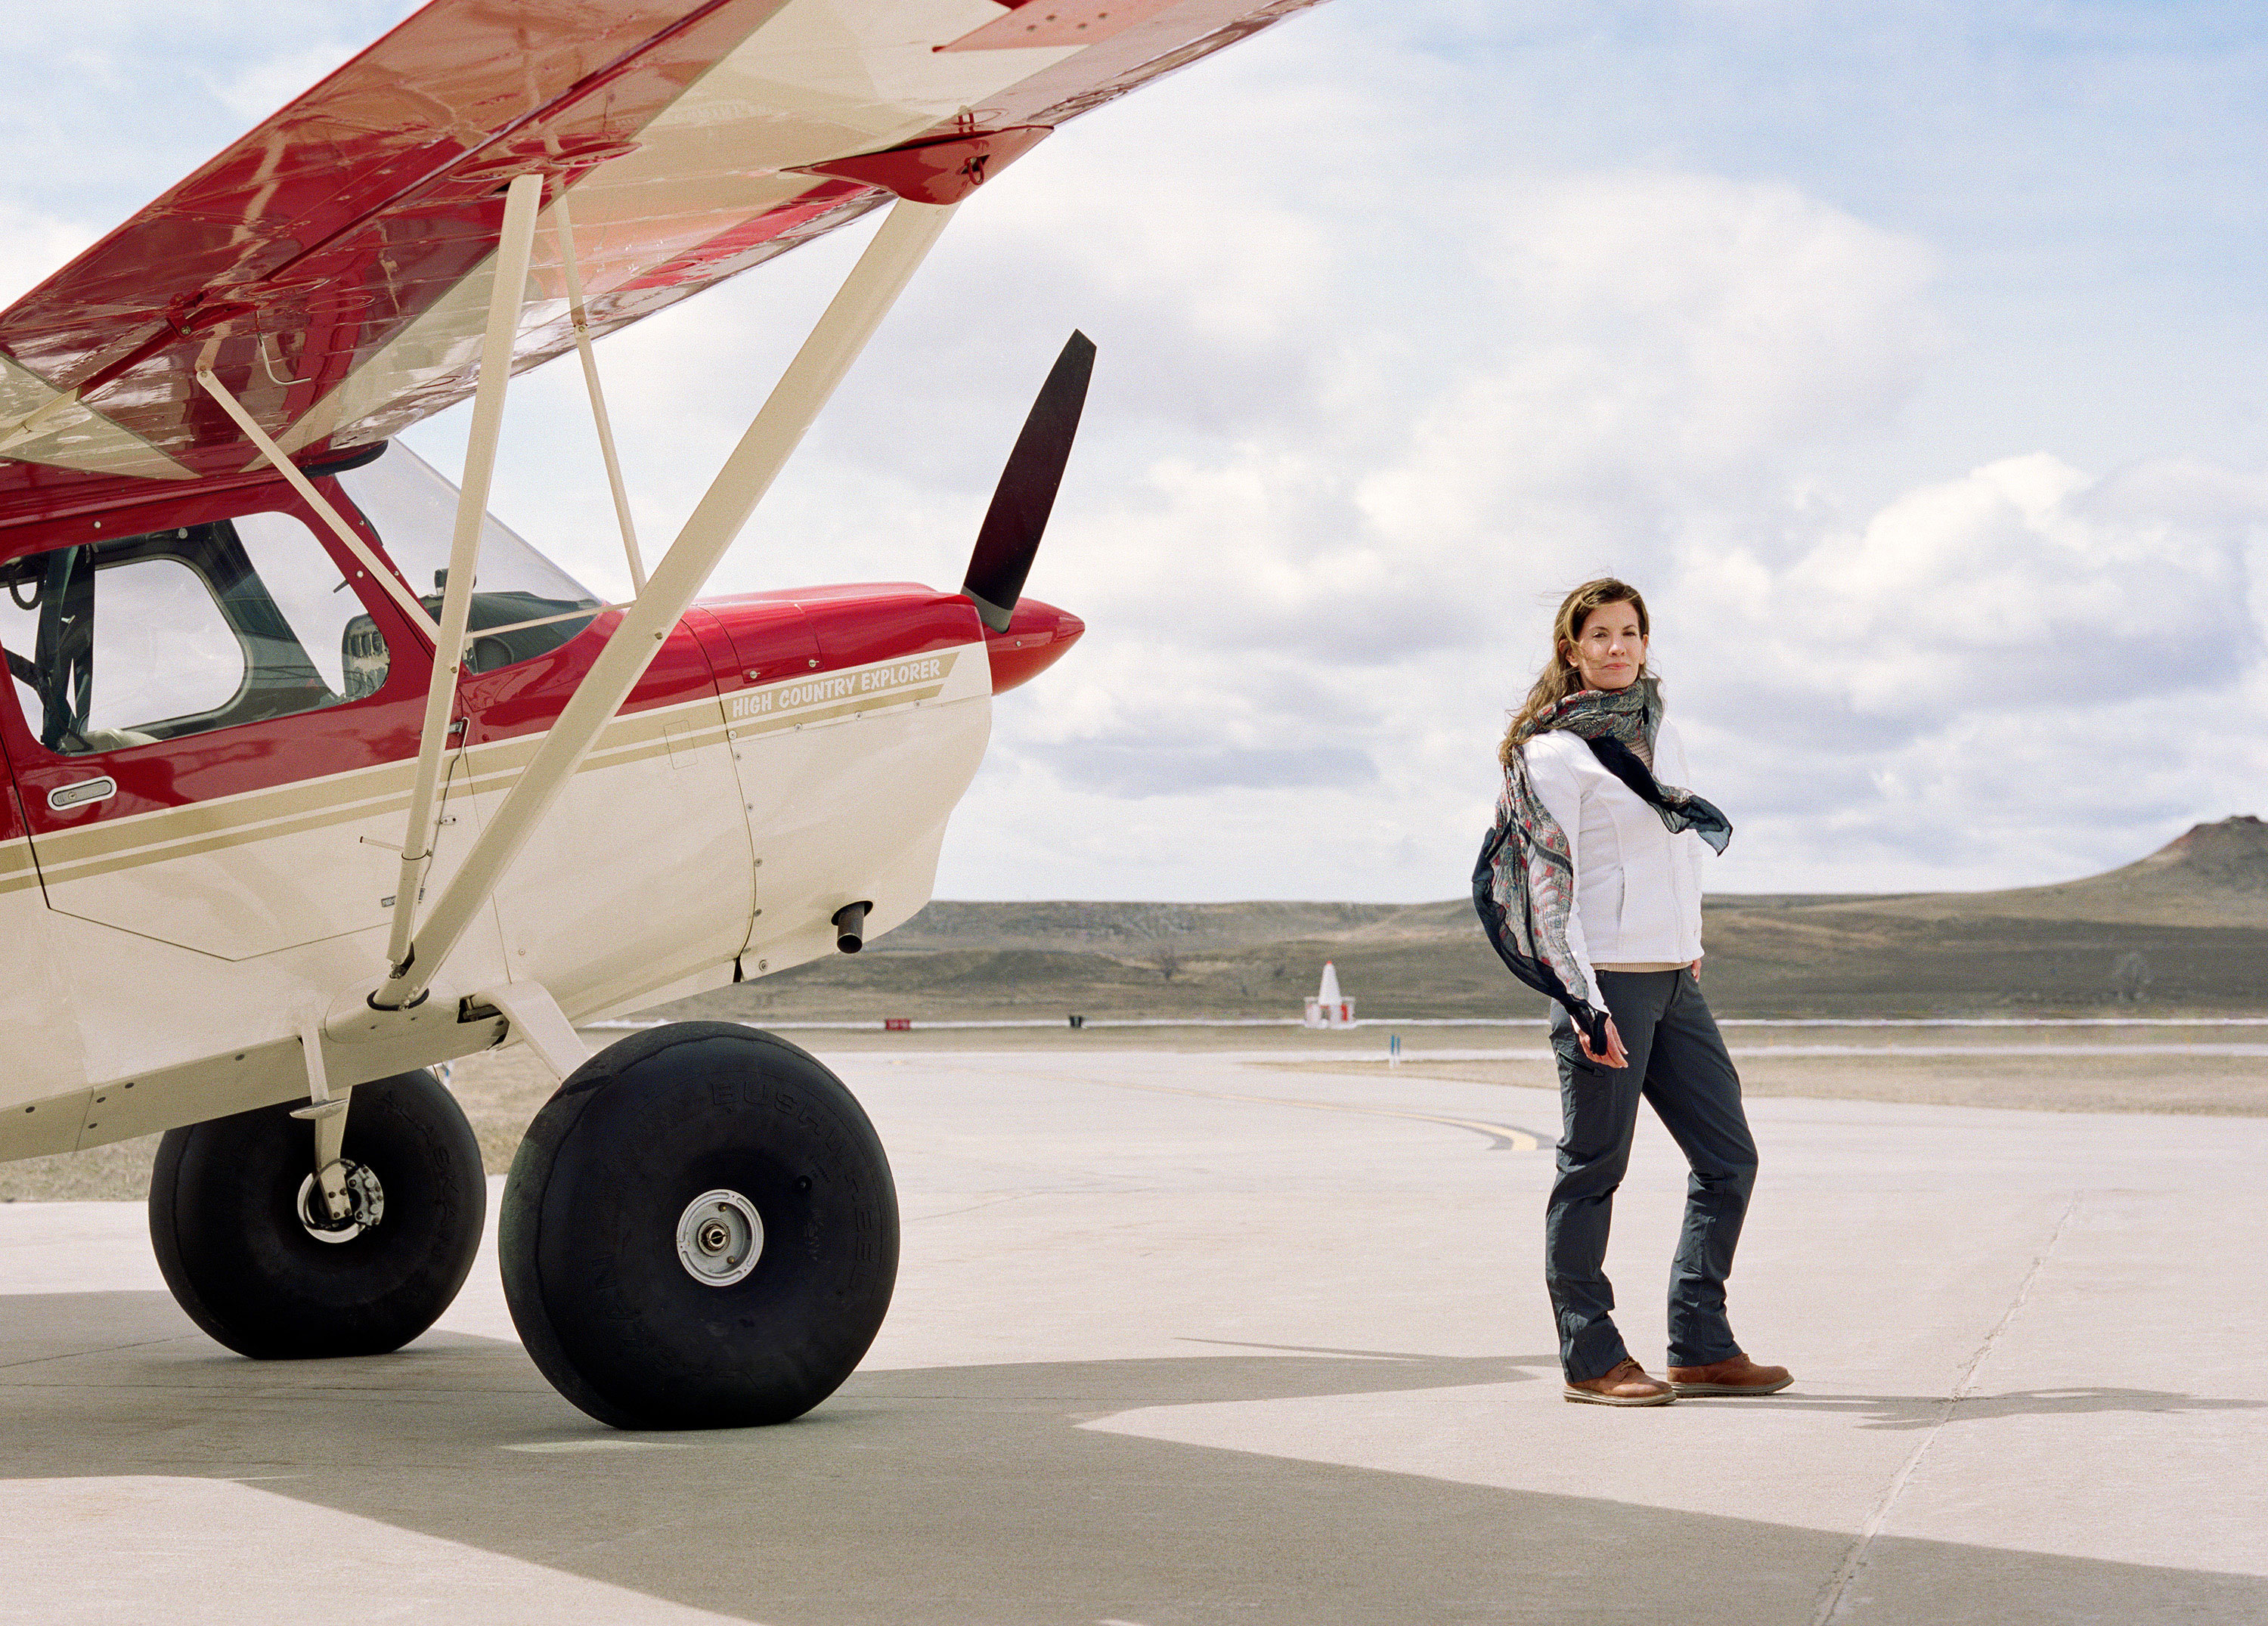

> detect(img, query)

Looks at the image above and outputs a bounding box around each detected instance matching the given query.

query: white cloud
[1674,450,2268,890]
[0,204,94,310]
[205,41,379,125]
[1785,454,2262,714]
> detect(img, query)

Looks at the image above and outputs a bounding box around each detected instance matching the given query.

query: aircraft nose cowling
[984,597,1083,693]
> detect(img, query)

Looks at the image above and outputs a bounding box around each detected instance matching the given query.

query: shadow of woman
[1739,1386,2265,1430]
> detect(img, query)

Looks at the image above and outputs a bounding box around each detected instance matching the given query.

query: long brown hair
[1498,578,1652,767]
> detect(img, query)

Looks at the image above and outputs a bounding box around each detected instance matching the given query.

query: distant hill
[1851,814,2268,928]
[1681,816,2268,1013]
[876,900,1436,954]
[661,816,2268,1023]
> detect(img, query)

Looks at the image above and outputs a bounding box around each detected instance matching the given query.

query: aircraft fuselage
[0,448,1080,1161]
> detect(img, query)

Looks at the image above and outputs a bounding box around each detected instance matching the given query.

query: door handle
[47,776,116,811]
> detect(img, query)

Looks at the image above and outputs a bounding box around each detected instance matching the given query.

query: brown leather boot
[1667,1353,1792,1396]
[1563,1358,1675,1406]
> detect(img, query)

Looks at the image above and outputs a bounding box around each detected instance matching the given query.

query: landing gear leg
[290,1017,356,1227]
[293,1098,358,1225]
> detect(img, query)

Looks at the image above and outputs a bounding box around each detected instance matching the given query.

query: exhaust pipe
[832,900,870,954]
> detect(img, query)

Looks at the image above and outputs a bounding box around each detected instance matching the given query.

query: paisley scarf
[1470,677,1732,1050]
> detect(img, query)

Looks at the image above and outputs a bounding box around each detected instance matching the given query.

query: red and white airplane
[0,0,1323,1428]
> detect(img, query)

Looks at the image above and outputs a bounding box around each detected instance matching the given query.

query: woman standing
[1473,579,1791,1407]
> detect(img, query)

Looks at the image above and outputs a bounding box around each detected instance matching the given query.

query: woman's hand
[1690,959,1703,982]
[1579,1015,1628,1070]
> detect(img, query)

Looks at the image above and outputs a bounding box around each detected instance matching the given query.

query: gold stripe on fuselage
[0,838,38,897]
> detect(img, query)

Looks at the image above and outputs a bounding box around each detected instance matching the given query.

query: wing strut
[368,195,959,1011]
[552,188,649,593]
[0,390,82,455]
[194,373,442,640]
[383,169,549,983]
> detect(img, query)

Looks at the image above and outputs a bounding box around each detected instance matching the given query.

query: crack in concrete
[1811,1191,2086,1623]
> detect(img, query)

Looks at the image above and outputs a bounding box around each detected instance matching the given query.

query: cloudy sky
[5,1,2265,901]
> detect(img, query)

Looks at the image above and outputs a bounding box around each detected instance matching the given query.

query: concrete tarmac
[2,1047,2262,1624]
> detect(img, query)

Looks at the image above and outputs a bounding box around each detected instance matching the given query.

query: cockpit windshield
[335,443,602,674]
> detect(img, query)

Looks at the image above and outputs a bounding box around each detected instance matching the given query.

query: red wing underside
[0,0,1320,516]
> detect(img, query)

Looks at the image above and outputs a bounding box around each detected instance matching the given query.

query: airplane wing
[0,0,1321,504]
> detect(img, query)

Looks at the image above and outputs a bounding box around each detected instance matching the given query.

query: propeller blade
[962,330,1095,633]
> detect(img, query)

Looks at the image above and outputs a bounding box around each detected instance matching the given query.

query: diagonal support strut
[195,372,441,640]
[551,187,649,593]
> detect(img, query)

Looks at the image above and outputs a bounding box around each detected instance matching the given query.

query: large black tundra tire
[149,1069,485,1358]
[500,1022,898,1429]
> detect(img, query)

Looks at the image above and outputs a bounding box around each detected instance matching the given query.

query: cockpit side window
[0,509,392,757]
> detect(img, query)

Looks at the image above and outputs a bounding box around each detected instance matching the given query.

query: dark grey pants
[1547,968,1758,1381]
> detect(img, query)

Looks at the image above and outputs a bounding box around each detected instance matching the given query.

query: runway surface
[2,1048,2262,1624]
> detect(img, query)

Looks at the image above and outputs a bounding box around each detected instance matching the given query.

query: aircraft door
[701,596,824,959]
[0,491,436,961]
[454,615,758,1015]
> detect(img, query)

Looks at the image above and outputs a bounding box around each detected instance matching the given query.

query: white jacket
[1521,718,1708,995]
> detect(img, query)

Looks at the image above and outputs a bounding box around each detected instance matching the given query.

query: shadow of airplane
[2,1292,2261,1626]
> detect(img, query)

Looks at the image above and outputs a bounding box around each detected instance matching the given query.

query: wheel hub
[675,1189,763,1287]
[296,1160,385,1243]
